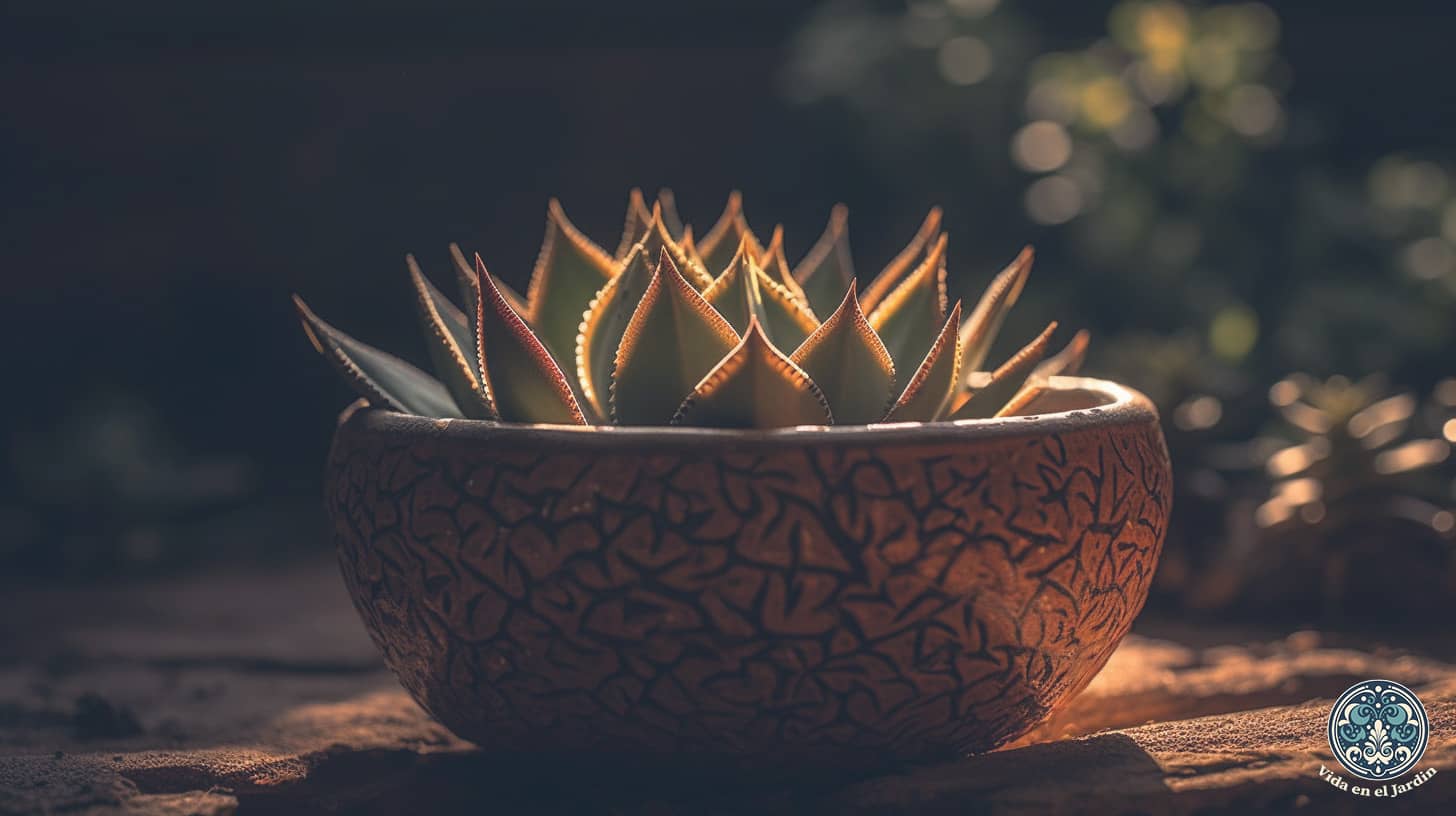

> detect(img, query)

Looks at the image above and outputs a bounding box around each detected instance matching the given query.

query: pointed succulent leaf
[613,188,654,260]
[701,238,756,333]
[679,226,705,270]
[1032,328,1089,380]
[958,246,1034,381]
[294,295,462,418]
[696,191,763,276]
[860,207,942,313]
[885,302,962,423]
[657,188,685,239]
[762,225,812,312]
[612,250,741,424]
[576,241,656,419]
[789,280,895,425]
[450,242,526,336]
[673,320,832,428]
[641,204,713,290]
[998,329,1091,416]
[476,255,587,425]
[750,259,820,353]
[526,199,617,365]
[407,255,497,419]
[793,204,855,317]
[867,232,948,371]
[950,322,1059,420]
[695,191,743,274]
[703,239,818,349]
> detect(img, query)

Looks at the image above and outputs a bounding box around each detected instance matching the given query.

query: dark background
[3,0,1454,582]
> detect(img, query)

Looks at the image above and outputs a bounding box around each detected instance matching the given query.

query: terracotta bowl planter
[326,376,1171,769]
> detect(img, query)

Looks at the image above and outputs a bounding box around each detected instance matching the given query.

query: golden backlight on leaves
[951,321,1059,420]
[672,320,832,428]
[999,329,1091,417]
[451,242,526,332]
[656,188,685,239]
[407,255,496,420]
[790,280,895,425]
[297,191,1087,429]
[576,242,656,419]
[793,203,855,317]
[612,250,741,425]
[696,191,765,276]
[703,238,818,351]
[640,203,713,291]
[762,225,812,310]
[613,188,654,260]
[861,207,942,314]
[959,245,1033,374]
[526,199,618,366]
[868,232,949,371]
[886,302,963,423]
[476,255,587,426]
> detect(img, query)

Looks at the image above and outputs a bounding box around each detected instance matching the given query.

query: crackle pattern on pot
[328,408,1170,767]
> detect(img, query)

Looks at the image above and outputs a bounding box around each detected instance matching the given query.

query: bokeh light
[937,35,994,85]
[1209,304,1258,361]
[1025,175,1084,224]
[1011,121,1073,172]
[947,0,1000,18]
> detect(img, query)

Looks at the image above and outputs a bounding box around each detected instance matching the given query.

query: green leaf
[657,188,685,239]
[999,329,1091,416]
[640,204,713,291]
[673,319,832,428]
[761,225,813,314]
[958,245,1033,377]
[612,250,742,425]
[860,207,941,314]
[949,322,1058,420]
[1032,328,1089,379]
[701,238,756,333]
[789,280,895,425]
[752,261,820,354]
[407,255,497,419]
[293,294,462,418]
[703,239,818,350]
[885,302,962,422]
[679,226,706,282]
[613,188,654,260]
[576,241,656,420]
[476,254,588,425]
[867,232,948,371]
[696,191,763,276]
[525,198,617,367]
[450,241,526,338]
[793,204,855,318]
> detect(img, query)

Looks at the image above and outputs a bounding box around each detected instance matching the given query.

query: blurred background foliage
[783,0,1455,619]
[2,0,1452,622]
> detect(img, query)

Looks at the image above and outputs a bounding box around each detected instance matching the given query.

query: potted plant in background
[294,190,1171,769]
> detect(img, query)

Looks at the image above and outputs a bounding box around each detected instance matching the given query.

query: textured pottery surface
[326,377,1172,768]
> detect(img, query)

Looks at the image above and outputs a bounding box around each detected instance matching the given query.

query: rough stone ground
[1,562,1452,814]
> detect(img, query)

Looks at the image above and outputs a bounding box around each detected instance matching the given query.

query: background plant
[785,0,1454,617]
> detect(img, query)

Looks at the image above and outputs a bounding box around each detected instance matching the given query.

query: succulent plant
[295,190,1088,429]
[1185,373,1456,617]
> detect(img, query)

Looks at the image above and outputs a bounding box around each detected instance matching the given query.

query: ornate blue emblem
[1328,679,1429,781]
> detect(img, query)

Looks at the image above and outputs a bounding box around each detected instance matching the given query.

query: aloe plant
[295,190,1089,428]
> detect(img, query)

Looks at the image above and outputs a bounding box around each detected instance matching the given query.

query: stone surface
[2,561,1454,814]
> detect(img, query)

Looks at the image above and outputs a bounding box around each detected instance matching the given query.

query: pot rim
[336,375,1158,450]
